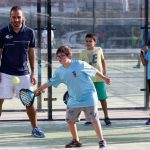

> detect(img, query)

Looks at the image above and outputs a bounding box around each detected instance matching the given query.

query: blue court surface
[0,120,150,150]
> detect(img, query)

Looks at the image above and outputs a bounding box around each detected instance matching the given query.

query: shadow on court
[0,120,150,150]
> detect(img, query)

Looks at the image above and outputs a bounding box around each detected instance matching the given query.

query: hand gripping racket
[63,91,69,105]
[19,89,40,107]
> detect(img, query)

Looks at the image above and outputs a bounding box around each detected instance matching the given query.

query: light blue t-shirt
[144,50,150,79]
[47,60,99,108]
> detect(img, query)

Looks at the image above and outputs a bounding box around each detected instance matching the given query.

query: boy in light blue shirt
[34,45,111,149]
[49,59,98,108]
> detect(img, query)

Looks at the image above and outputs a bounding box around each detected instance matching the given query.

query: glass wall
[51,0,147,112]
[51,0,144,49]
[0,0,149,120]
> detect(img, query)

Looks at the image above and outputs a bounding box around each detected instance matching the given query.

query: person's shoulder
[73,59,88,66]
[23,26,35,38]
[0,25,7,30]
[0,25,10,37]
[95,47,104,55]
[23,25,34,33]
[80,49,87,53]
[95,47,103,51]
[59,64,64,69]
[72,59,82,65]
[73,59,83,63]
[81,49,91,56]
[0,24,9,32]
[55,65,63,73]
[82,49,88,52]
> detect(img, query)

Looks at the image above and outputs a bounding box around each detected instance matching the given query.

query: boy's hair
[56,45,72,58]
[85,33,96,42]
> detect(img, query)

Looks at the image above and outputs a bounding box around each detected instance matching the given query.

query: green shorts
[94,81,108,101]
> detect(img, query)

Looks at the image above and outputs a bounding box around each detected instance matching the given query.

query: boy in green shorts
[79,33,111,126]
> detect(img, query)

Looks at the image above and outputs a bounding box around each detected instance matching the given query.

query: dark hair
[56,45,72,58]
[85,33,96,42]
[10,6,22,15]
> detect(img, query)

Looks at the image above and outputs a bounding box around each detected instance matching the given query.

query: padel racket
[63,91,69,104]
[19,89,37,107]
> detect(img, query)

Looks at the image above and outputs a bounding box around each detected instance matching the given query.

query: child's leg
[66,108,81,141]
[66,121,82,148]
[84,106,104,141]
[84,107,106,148]
[65,108,82,148]
[92,119,104,141]
[67,121,79,141]
[100,99,108,118]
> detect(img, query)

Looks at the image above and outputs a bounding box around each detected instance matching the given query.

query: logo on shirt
[87,53,97,67]
[72,71,77,77]
[5,34,13,39]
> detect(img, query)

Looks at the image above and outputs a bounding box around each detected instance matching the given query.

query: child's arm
[34,82,50,96]
[140,46,148,66]
[140,53,147,66]
[96,71,111,85]
[102,59,107,76]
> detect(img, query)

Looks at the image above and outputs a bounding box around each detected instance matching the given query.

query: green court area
[0,120,150,150]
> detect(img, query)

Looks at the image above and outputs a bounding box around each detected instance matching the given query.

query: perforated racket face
[19,89,35,107]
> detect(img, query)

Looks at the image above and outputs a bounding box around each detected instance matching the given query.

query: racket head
[19,89,35,107]
[63,91,69,105]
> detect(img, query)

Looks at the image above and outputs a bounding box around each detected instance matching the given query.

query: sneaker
[145,119,150,125]
[84,122,92,126]
[32,127,45,138]
[133,64,140,68]
[104,118,111,126]
[65,139,82,148]
[99,140,106,149]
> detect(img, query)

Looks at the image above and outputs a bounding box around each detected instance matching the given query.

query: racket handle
[34,90,41,96]
[34,90,45,96]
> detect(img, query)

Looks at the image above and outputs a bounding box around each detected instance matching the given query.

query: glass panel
[0,0,148,119]
[51,0,146,112]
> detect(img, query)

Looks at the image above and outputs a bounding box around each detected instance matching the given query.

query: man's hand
[30,73,36,85]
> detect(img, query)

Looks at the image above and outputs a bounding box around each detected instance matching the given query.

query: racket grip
[34,90,41,96]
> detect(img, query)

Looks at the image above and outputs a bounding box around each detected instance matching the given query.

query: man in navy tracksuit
[0,6,45,138]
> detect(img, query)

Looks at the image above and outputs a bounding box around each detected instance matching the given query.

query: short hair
[56,45,72,58]
[85,33,96,42]
[10,6,22,15]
